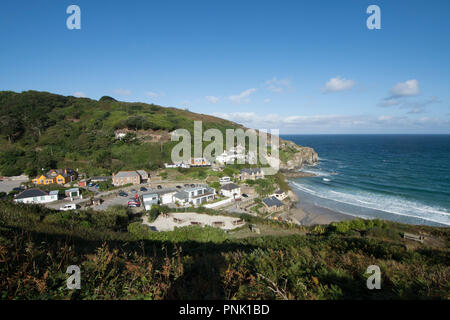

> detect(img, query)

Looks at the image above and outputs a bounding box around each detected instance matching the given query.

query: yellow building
[32,175,55,185]
[33,168,77,185]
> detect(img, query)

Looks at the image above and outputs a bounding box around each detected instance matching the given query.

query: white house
[158,190,178,205]
[220,183,241,199]
[215,145,247,165]
[173,186,215,206]
[142,193,159,210]
[14,189,59,204]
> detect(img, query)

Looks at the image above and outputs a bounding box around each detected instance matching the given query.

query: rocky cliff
[279,139,319,172]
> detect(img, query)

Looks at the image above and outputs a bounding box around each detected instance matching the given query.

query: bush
[148,204,170,222]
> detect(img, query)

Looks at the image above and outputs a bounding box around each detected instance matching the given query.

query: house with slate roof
[112,171,141,186]
[173,186,215,206]
[14,189,59,204]
[262,196,285,213]
[220,183,241,198]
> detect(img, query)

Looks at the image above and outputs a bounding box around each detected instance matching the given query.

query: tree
[0,116,24,143]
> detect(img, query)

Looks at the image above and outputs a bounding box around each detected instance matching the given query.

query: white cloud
[213,111,449,133]
[114,89,132,95]
[73,91,86,98]
[322,77,355,93]
[389,79,420,97]
[264,77,291,93]
[379,96,440,114]
[205,96,219,104]
[229,88,257,103]
[264,98,271,104]
[145,91,159,98]
[378,98,401,107]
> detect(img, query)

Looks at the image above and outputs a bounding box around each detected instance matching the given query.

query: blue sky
[1,0,449,133]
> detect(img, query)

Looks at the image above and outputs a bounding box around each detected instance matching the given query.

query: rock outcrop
[279,139,319,172]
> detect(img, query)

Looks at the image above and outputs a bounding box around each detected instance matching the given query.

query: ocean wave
[300,168,337,177]
[291,181,450,226]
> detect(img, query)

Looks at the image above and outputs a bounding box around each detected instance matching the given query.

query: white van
[59,203,78,211]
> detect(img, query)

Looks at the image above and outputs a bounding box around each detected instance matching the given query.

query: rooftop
[114,171,139,178]
[221,183,240,191]
[15,189,48,199]
[262,196,284,208]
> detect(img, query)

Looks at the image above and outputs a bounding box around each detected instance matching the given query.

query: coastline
[288,200,355,226]
[285,174,356,226]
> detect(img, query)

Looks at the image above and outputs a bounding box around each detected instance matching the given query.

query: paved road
[0,179,28,194]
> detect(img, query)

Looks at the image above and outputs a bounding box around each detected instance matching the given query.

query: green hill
[0,90,244,177]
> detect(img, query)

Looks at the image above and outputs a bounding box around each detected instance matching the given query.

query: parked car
[88,183,94,187]
[184,184,189,187]
[131,189,137,193]
[157,185,162,189]
[140,187,147,192]
[128,200,141,207]
[59,203,78,211]
[242,193,248,198]
[176,185,182,189]
[190,184,195,187]
[119,191,128,197]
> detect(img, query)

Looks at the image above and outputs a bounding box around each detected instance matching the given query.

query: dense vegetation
[1,200,448,300]
[0,91,242,177]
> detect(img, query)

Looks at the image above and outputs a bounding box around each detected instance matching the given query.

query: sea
[281,134,450,227]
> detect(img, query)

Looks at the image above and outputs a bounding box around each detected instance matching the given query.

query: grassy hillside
[0,91,242,177]
[0,200,448,300]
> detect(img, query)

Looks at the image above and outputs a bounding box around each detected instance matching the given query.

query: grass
[0,200,449,300]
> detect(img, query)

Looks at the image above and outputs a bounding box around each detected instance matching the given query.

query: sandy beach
[286,178,356,226]
[288,204,354,226]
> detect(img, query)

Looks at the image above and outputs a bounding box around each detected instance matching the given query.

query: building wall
[221,188,240,198]
[161,193,175,204]
[112,174,141,186]
[15,195,58,204]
